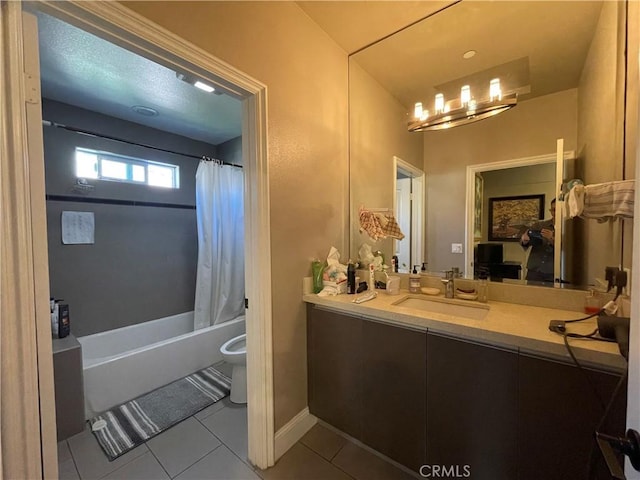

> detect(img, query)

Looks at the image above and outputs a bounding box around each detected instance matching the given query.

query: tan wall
[577,0,627,284]
[349,60,423,262]
[121,1,349,430]
[423,89,578,273]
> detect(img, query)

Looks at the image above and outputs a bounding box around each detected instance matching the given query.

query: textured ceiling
[36,12,242,146]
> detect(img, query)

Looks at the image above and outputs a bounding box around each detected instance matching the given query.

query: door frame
[464,151,574,278]
[2,0,274,475]
[393,156,425,272]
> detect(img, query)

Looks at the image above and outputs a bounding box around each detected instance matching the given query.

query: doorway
[2,1,273,475]
[393,156,425,273]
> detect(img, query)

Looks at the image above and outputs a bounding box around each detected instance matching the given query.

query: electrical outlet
[451,243,463,254]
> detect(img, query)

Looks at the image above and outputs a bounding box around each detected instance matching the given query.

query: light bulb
[460,85,471,106]
[414,102,423,119]
[435,93,444,114]
[194,81,215,93]
[489,78,501,101]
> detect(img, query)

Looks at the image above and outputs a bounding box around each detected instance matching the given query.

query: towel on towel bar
[580,180,635,221]
[359,207,405,241]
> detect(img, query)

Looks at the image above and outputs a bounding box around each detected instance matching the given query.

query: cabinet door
[307,305,362,439]
[427,333,518,480]
[518,354,627,480]
[362,320,427,472]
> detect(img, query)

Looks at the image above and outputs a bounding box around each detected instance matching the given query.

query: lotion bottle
[409,265,421,293]
[347,260,356,294]
[368,263,376,292]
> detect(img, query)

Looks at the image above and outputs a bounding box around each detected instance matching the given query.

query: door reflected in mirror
[394,157,424,273]
[465,153,561,285]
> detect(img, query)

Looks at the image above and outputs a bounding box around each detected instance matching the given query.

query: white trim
[553,139,564,288]
[393,156,426,272]
[24,0,275,469]
[274,408,318,460]
[0,3,51,477]
[464,150,574,277]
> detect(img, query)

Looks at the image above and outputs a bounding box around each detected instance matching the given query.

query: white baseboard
[274,407,317,460]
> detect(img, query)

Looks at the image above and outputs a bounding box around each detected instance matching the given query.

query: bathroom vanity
[304,291,627,480]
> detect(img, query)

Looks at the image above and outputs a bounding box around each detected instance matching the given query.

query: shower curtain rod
[42,120,243,168]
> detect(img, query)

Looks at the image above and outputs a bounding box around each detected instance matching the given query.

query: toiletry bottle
[584,289,601,314]
[368,263,376,292]
[392,255,399,273]
[477,274,488,303]
[51,298,60,338]
[409,265,421,293]
[50,298,58,339]
[347,260,356,294]
[58,303,70,338]
[311,259,324,294]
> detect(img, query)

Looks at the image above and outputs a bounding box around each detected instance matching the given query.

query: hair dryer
[597,313,630,360]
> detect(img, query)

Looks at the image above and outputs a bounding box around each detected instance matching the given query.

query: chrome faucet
[442,270,455,298]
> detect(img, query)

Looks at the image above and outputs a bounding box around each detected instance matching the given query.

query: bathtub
[77,311,245,418]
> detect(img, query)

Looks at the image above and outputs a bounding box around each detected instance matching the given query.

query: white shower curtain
[194,160,245,329]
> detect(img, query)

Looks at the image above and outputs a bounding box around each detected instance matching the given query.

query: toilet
[220,333,247,404]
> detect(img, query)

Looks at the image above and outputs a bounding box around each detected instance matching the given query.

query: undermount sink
[392,295,489,320]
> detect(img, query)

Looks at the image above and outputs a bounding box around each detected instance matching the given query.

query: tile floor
[59,365,415,480]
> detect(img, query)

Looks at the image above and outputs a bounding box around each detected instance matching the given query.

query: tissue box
[323,280,347,294]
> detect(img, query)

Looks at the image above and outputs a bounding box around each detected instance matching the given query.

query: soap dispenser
[409,265,421,293]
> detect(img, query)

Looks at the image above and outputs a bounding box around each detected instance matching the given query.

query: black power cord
[547,311,627,480]
[587,367,629,480]
[560,329,616,410]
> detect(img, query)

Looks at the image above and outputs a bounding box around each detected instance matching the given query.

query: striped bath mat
[89,365,231,460]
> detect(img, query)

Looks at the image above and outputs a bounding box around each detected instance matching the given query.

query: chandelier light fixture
[408,77,517,132]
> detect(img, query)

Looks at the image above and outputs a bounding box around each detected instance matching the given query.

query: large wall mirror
[349,0,633,288]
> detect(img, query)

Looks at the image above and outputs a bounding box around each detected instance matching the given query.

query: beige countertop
[304,289,627,372]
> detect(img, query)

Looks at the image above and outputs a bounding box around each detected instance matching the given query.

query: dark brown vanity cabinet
[426,333,519,480]
[362,319,427,472]
[307,306,363,439]
[518,354,627,480]
[307,305,427,470]
[307,305,627,478]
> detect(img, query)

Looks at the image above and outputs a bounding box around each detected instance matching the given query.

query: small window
[75,148,179,188]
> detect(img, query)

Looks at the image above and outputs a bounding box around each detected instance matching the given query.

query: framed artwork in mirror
[474,173,483,240]
[488,194,544,241]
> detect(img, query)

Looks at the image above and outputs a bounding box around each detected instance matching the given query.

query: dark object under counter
[52,334,85,441]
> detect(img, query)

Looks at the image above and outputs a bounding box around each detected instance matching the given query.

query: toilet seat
[221,334,246,355]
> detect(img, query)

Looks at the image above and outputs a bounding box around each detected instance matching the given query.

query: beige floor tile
[67,427,148,480]
[175,445,260,480]
[259,443,353,480]
[300,424,347,461]
[331,442,415,480]
[101,452,170,480]
[58,458,80,480]
[200,402,248,462]
[146,417,221,477]
[58,440,72,463]
[194,398,227,421]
